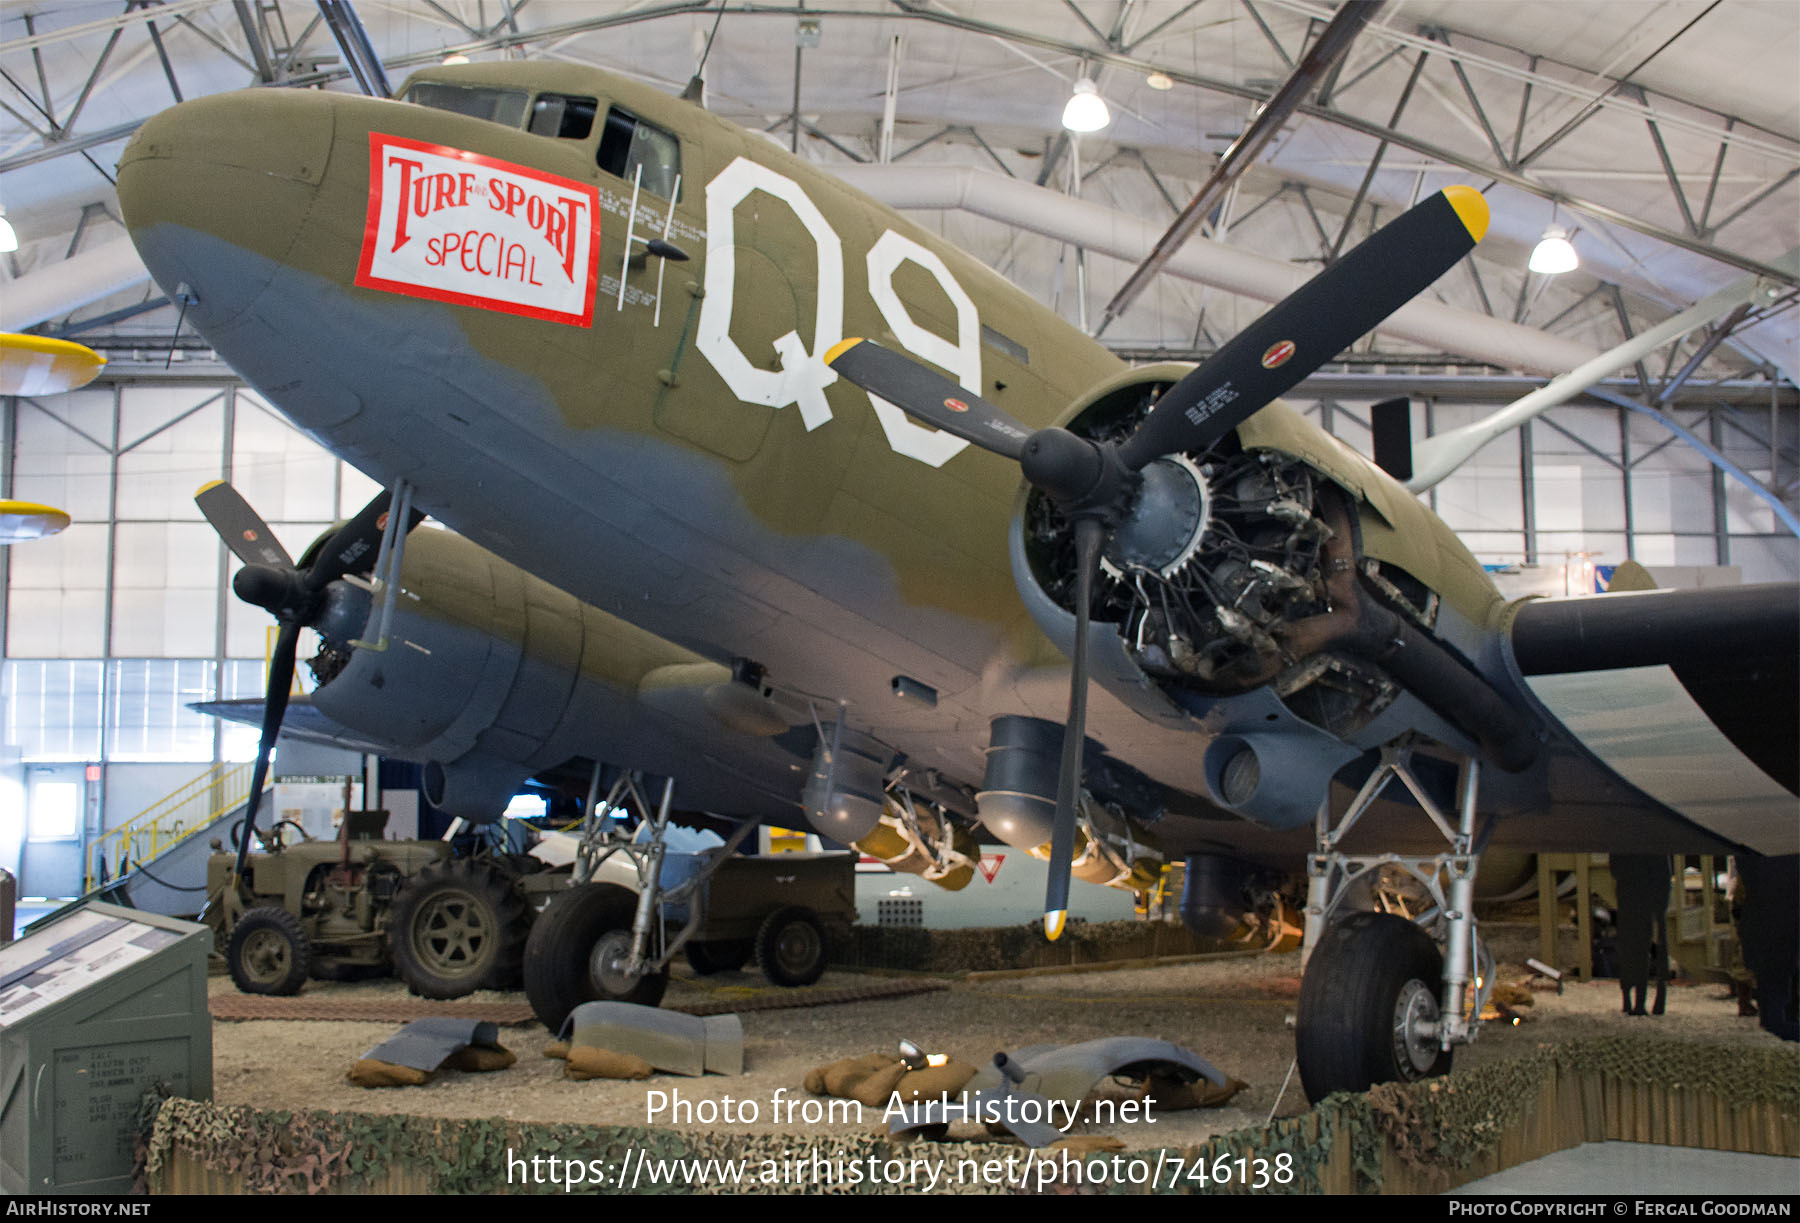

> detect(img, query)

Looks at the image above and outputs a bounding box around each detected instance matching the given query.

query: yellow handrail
[84,762,265,892]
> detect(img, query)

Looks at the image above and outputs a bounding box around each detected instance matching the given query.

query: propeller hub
[232,563,304,617]
[1020,427,1137,521]
[1020,428,1101,504]
[1102,454,1211,578]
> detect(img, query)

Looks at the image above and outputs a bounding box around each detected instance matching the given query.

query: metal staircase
[38,763,271,926]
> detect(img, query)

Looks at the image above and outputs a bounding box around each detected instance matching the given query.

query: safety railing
[83,762,264,893]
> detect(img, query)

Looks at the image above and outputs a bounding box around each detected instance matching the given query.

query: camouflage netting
[141,1096,1023,1195]
[1027,1036,1799,1195]
[141,1036,1797,1196]
[843,920,1234,973]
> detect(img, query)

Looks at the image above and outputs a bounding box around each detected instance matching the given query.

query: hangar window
[597,106,682,201]
[529,93,597,140]
[404,81,529,129]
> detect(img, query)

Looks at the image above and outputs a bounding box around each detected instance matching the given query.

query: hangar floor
[207,922,1788,1152]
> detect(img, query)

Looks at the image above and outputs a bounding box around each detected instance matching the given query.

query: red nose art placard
[356,133,601,326]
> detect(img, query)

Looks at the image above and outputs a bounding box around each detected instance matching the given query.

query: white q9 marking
[697,157,981,468]
[696,157,842,431]
[864,231,976,468]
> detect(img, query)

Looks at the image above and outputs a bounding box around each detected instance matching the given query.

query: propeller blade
[304,489,423,590]
[1044,516,1104,940]
[1118,186,1489,470]
[824,338,1033,461]
[232,618,300,881]
[196,480,294,569]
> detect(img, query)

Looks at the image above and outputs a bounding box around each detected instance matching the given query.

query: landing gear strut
[1295,746,1492,1102]
[522,767,759,1030]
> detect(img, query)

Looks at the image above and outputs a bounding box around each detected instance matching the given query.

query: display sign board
[0,902,211,1194]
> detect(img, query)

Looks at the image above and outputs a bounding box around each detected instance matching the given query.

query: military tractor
[206,812,537,999]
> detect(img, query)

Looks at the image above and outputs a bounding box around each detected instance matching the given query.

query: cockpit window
[529,94,598,140]
[597,106,682,201]
[404,81,529,128]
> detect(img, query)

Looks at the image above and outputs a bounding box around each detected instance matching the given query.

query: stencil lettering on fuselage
[356,133,601,327]
[696,156,980,468]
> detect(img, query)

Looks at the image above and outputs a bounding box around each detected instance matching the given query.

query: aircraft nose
[118,90,336,329]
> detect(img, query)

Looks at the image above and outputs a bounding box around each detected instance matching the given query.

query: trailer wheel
[523,882,667,1030]
[685,939,753,975]
[226,905,312,996]
[1296,911,1452,1101]
[755,906,828,987]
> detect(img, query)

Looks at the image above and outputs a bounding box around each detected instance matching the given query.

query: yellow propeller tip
[196,479,226,494]
[1441,185,1489,242]
[824,337,864,366]
[1044,910,1067,941]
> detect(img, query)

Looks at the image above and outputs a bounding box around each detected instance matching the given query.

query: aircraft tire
[226,905,313,996]
[1296,910,1453,1102]
[755,906,828,987]
[523,882,668,1030]
[685,939,753,975]
[389,860,530,999]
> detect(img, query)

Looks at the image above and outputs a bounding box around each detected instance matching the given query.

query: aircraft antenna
[683,4,728,105]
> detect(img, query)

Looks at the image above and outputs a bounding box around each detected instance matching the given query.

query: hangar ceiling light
[1529,227,1580,275]
[1062,78,1111,132]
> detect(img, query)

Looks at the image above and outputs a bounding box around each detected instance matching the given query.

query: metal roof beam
[1097,0,1382,333]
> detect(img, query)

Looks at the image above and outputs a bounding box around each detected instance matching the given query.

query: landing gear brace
[572,768,759,987]
[1297,746,1495,1099]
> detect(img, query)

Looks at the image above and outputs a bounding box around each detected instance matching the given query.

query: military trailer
[520,775,859,1029]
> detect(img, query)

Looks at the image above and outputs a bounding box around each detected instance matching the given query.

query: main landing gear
[1295,746,1493,1102]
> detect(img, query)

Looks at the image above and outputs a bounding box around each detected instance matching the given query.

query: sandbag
[565,1045,656,1081]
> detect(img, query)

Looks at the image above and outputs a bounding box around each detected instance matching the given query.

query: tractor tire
[226,905,312,996]
[1296,911,1453,1102]
[389,860,531,999]
[522,882,668,1031]
[685,938,753,975]
[754,906,828,988]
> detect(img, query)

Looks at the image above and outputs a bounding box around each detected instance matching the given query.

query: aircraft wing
[192,696,400,759]
[1508,583,1799,857]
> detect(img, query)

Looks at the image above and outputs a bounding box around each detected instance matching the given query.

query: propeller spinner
[827,185,1490,938]
[196,481,423,883]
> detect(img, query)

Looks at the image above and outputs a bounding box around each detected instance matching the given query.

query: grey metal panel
[0,902,210,1195]
[361,1018,501,1072]
[564,1001,742,1077]
[963,1037,1227,1106]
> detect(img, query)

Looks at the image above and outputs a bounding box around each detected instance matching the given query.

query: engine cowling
[1008,366,1537,829]
[305,528,795,823]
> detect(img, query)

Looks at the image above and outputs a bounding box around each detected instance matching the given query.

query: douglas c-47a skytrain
[114,58,1797,1100]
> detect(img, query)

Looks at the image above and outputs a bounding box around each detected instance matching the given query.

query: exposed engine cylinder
[1014,369,1538,796]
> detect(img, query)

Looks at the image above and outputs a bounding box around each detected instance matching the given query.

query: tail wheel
[226,905,312,996]
[755,906,828,987]
[522,882,668,1030]
[389,860,530,999]
[1296,910,1453,1102]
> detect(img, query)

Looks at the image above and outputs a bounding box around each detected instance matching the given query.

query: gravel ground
[207,921,1788,1150]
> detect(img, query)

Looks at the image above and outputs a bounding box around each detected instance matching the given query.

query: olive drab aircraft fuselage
[116,59,1799,1087]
